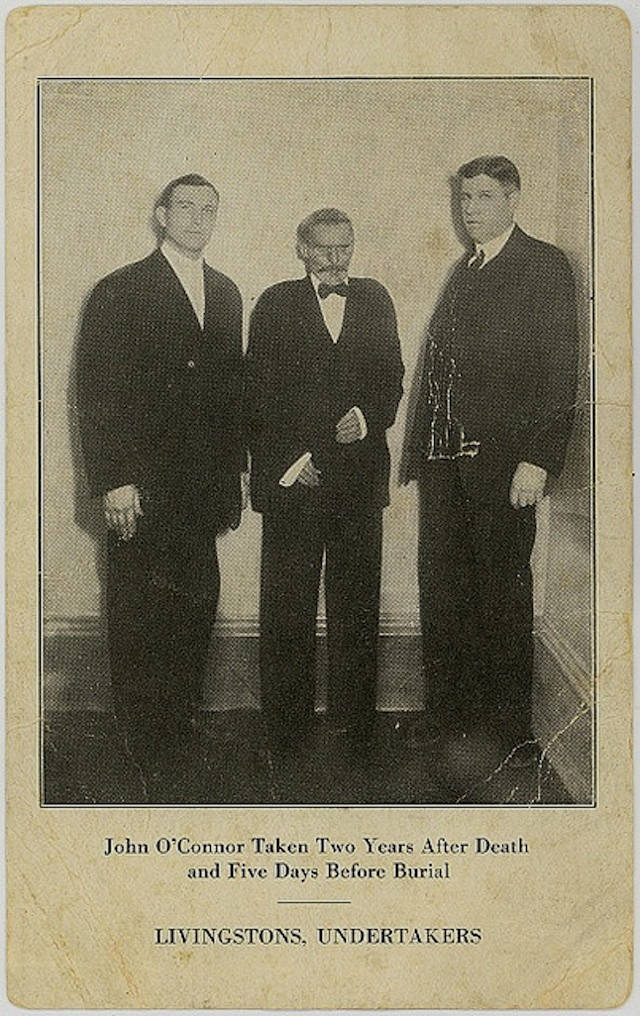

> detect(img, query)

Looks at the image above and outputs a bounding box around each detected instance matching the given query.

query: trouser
[106,514,220,767]
[259,507,383,746]
[418,462,536,745]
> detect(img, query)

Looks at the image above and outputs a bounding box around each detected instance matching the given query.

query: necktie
[318,282,349,299]
[468,250,485,273]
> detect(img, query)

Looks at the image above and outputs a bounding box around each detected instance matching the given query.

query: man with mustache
[77,174,244,799]
[406,155,578,760]
[245,208,404,756]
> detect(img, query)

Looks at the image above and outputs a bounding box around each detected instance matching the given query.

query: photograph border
[38,73,597,810]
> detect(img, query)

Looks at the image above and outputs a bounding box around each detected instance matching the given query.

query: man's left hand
[509,461,547,508]
[336,407,365,444]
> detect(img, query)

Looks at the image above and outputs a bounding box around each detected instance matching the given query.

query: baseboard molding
[534,616,593,701]
[44,613,421,639]
[533,621,593,804]
[44,615,595,802]
[43,621,424,713]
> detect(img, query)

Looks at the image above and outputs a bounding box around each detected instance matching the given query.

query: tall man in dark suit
[245,208,404,754]
[406,156,578,756]
[77,174,244,793]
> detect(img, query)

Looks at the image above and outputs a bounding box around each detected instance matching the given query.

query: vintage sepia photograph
[40,76,593,808]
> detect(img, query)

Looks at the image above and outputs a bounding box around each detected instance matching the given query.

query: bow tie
[318,282,349,299]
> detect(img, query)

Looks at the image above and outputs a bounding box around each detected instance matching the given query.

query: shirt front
[161,240,205,328]
[278,275,367,487]
[310,272,348,342]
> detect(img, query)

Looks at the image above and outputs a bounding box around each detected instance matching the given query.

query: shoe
[269,730,310,760]
[344,722,375,756]
[507,740,541,769]
[403,714,447,744]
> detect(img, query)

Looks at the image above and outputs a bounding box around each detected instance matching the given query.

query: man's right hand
[104,484,143,541]
[295,459,322,487]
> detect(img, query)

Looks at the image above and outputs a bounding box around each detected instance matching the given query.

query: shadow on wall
[66,291,108,618]
[65,218,165,621]
[398,174,470,486]
[553,248,592,500]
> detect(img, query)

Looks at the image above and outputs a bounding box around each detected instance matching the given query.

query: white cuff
[279,451,312,487]
[351,406,368,439]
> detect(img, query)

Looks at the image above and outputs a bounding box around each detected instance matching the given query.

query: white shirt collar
[473,222,515,267]
[161,240,204,274]
[160,241,205,328]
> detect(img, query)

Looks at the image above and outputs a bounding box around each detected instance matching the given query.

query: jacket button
[187,360,195,369]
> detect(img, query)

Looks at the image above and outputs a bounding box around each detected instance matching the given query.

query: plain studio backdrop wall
[41,78,591,646]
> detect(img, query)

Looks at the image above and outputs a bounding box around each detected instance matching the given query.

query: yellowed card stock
[5,5,631,1010]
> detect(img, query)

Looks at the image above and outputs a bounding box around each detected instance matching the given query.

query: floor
[42,707,573,807]
[42,632,574,806]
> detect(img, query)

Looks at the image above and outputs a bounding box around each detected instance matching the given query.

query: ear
[507,189,521,216]
[155,205,168,230]
[296,240,308,263]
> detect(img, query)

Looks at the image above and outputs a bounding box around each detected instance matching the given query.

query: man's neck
[474,222,515,265]
[162,238,204,263]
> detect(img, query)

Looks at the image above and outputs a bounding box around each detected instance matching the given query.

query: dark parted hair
[296,207,354,245]
[457,155,521,193]
[156,173,219,209]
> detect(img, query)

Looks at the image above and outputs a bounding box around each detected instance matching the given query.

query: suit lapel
[336,280,359,345]
[300,276,334,347]
[203,264,221,338]
[471,225,529,294]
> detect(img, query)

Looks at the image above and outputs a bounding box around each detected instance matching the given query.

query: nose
[327,247,341,265]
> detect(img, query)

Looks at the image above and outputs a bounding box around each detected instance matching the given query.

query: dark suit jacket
[77,248,244,532]
[407,226,579,503]
[245,275,404,515]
